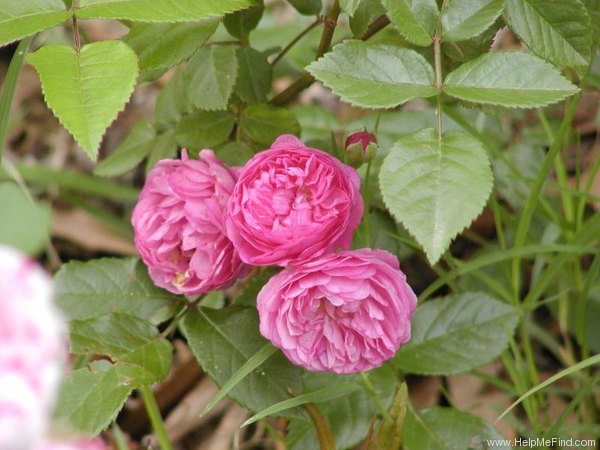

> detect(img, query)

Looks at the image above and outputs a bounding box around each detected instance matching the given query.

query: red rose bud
[344,131,377,168]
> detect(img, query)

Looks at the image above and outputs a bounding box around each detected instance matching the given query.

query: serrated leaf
[54,361,135,435]
[441,0,505,42]
[235,47,272,104]
[350,0,386,37]
[180,306,304,415]
[340,0,363,16]
[307,41,438,108]
[54,353,170,435]
[175,110,235,149]
[124,21,218,71]
[224,3,264,39]
[94,118,155,177]
[379,129,493,264]
[76,0,257,21]
[155,70,193,128]
[240,104,300,145]
[27,41,138,159]
[0,182,51,255]
[187,46,238,111]
[0,0,71,47]
[380,0,439,46]
[404,407,509,450]
[70,313,161,357]
[54,257,182,325]
[444,52,580,107]
[504,0,592,69]
[393,293,519,375]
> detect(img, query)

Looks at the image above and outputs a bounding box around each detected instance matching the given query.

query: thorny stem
[272,17,323,67]
[270,8,391,106]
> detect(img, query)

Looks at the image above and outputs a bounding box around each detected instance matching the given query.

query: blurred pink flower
[132,150,248,295]
[0,245,66,450]
[226,135,363,267]
[35,438,108,450]
[257,249,417,374]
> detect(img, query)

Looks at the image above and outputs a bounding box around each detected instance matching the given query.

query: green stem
[140,385,174,450]
[111,423,130,450]
[0,36,34,164]
[271,17,323,66]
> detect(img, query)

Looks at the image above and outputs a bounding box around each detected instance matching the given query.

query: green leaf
[175,110,235,149]
[27,41,138,159]
[0,182,51,255]
[243,382,360,427]
[340,0,363,16]
[287,367,397,450]
[201,343,278,416]
[404,407,509,450]
[287,0,322,15]
[54,361,135,435]
[70,313,162,357]
[216,141,255,167]
[124,21,218,71]
[54,356,169,435]
[54,257,182,325]
[180,306,304,415]
[293,105,340,142]
[504,0,592,69]
[441,0,505,42]
[307,41,438,109]
[380,0,439,46]
[444,52,580,108]
[187,46,238,111]
[240,104,301,145]
[393,293,519,375]
[146,129,178,173]
[379,129,493,264]
[349,0,386,37]
[94,118,155,177]
[154,70,193,128]
[224,3,264,39]
[76,0,257,21]
[235,47,272,104]
[0,0,71,47]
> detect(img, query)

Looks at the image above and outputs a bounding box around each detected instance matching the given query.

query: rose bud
[0,245,67,450]
[132,150,248,295]
[226,135,363,267]
[344,130,377,168]
[257,248,417,374]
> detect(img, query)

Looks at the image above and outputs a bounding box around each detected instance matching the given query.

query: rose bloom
[257,249,417,373]
[226,135,363,267]
[0,245,66,450]
[132,150,247,295]
[35,438,107,450]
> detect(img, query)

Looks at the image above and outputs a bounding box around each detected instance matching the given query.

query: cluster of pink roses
[133,135,417,374]
[0,245,107,450]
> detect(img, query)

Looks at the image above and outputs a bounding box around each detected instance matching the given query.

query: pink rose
[226,135,363,267]
[257,249,417,374]
[35,438,108,450]
[0,245,66,450]
[132,150,248,295]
